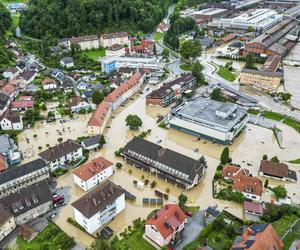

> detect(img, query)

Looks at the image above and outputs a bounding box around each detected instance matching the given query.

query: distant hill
[19,0,170,39]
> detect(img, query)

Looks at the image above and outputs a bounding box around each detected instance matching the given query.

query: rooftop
[233,175,263,196]
[81,135,101,148]
[243,201,264,214]
[241,68,283,77]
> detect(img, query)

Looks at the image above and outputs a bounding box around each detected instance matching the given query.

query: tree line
[20,0,170,39]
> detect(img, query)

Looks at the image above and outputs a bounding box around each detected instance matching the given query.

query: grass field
[283,220,300,250]
[154,32,163,41]
[11,14,20,28]
[247,109,260,115]
[288,158,300,164]
[283,117,300,133]
[262,111,285,121]
[179,63,193,71]
[217,66,237,82]
[272,214,298,237]
[81,48,106,61]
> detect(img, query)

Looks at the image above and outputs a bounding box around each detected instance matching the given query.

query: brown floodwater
[16,87,300,247]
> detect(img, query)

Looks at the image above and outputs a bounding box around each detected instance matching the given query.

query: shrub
[271,156,280,163]
[116,162,123,169]
[220,147,229,165]
[263,154,268,160]
[272,185,287,199]
[166,187,170,193]
[128,169,132,174]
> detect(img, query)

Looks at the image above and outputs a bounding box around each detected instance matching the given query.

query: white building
[145,204,186,247]
[0,109,23,131]
[169,97,249,145]
[100,32,129,48]
[69,35,99,50]
[71,181,125,234]
[3,67,19,80]
[60,57,74,68]
[68,96,91,113]
[38,139,83,172]
[42,78,57,90]
[209,9,282,32]
[106,44,126,57]
[73,156,114,192]
[0,202,16,241]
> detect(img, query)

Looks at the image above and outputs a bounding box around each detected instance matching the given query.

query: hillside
[19,0,170,39]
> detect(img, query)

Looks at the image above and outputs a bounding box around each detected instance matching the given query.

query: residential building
[0,109,23,131]
[0,202,16,242]
[73,156,114,191]
[205,206,222,224]
[244,201,264,221]
[1,83,17,100]
[209,9,282,32]
[222,165,249,181]
[0,92,11,116]
[3,67,19,80]
[41,78,57,90]
[71,180,125,234]
[18,70,37,85]
[69,35,99,50]
[18,224,38,242]
[81,135,101,150]
[0,154,8,173]
[10,100,34,112]
[231,224,283,250]
[38,139,83,172]
[145,204,186,247]
[100,32,129,48]
[259,160,297,182]
[106,44,126,57]
[239,69,283,93]
[169,97,249,144]
[123,137,206,189]
[60,57,74,68]
[156,22,170,33]
[0,159,49,198]
[0,134,21,166]
[0,181,53,225]
[7,3,27,12]
[68,96,91,113]
[233,175,263,202]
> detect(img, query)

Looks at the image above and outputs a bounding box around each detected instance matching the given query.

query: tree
[92,91,104,105]
[220,147,230,165]
[116,162,123,169]
[0,2,12,36]
[178,193,188,208]
[99,135,106,147]
[211,88,225,102]
[180,39,201,62]
[247,26,255,33]
[162,48,169,58]
[125,114,142,130]
[264,179,269,188]
[47,111,55,119]
[271,156,280,163]
[89,238,113,250]
[273,185,287,199]
[192,61,205,85]
[244,54,257,70]
[263,154,268,160]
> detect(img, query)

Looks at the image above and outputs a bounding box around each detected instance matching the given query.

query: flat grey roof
[173,97,247,131]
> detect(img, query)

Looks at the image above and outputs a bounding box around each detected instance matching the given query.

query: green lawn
[16,222,75,250]
[247,109,260,115]
[283,118,300,133]
[179,63,193,71]
[272,214,298,237]
[217,66,237,82]
[154,32,163,41]
[81,48,106,61]
[11,14,20,29]
[288,158,300,164]
[283,220,300,250]
[262,111,285,121]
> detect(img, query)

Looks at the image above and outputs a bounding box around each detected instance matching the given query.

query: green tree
[99,135,106,147]
[273,185,287,199]
[0,2,12,36]
[192,61,205,85]
[92,91,104,105]
[89,238,113,250]
[220,147,230,165]
[247,26,255,32]
[162,48,169,58]
[244,54,257,70]
[178,193,188,208]
[271,156,280,163]
[263,154,268,160]
[180,39,201,62]
[211,88,225,102]
[125,114,142,130]
[264,179,269,188]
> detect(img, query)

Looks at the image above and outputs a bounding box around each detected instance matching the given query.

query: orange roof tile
[73,156,113,181]
[0,154,7,172]
[233,175,263,196]
[146,204,186,239]
[1,83,16,96]
[42,78,56,85]
[222,165,249,180]
[88,101,111,127]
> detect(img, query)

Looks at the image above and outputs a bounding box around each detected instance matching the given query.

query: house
[73,156,114,191]
[10,100,34,112]
[61,78,74,93]
[71,180,125,234]
[205,206,221,224]
[106,44,126,57]
[259,160,297,182]
[76,80,89,91]
[1,83,17,100]
[233,175,263,202]
[3,67,19,80]
[244,201,264,222]
[0,159,49,198]
[69,35,99,50]
[50,69,65,83]
[81,135,101,150]
[222,165,249,181]
[100,32,129,48]
[0,109,23,131]
[123,137,206,189]
[42,78,57,90]
[145,204,186,247]
[156,22,170,33]
[68,96,91,113]
[0,92,11,116]
[0,154,8,173]
[60,57,74,68]
[146,85,175,107]
[199,37,214,49]
[0,180,53,225]
[0,134,21,166]
[38,139,83,172]
[18,70,37,85]
[231,224,283,250]
[0,202,16,242]
[18,224,38,242]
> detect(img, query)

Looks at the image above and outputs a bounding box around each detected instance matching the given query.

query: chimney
[92,198,97,206]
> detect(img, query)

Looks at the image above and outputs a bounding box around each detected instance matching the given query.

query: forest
[20,0,171,39]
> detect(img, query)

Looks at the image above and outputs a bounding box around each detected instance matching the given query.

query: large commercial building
[169,97,248,144]
[182,8,228,21]
[209,9,282,32]
[122,137,206,189]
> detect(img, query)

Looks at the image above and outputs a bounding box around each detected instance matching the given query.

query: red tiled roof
[42,78,56,85]
[0,154,7,172]
[222,165,249,180]
[260,160,289,178]
[244,201,264,214]
[233,175,263,196]
[10,100,34,109]
[222,34,237,43]
[231,224,283,250]
[19,96,33,101]
[146,204,186,239]
[88,101,111,127]
[1,83,16,96]
[73,156,113,181]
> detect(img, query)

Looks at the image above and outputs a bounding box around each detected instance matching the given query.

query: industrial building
[169,97,249,144]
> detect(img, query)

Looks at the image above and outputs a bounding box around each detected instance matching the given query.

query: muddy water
[283,66,300,109]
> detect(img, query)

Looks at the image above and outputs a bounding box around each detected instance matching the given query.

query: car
[53,194,64,204]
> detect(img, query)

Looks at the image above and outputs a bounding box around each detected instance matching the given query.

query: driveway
[174,210,205,250]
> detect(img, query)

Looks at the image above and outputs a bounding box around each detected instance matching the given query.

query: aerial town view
[2,0,300,249]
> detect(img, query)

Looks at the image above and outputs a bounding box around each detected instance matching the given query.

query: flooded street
[16,84,300,247]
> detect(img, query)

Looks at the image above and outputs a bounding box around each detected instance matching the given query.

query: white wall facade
[43,83,57,90]
[0,118,23,131]
[49,148,83,172]
[78,40,99,50]
[0,216,16,241]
